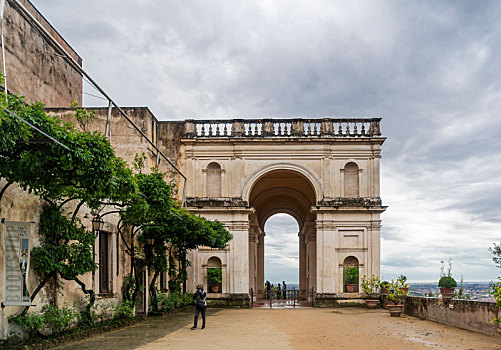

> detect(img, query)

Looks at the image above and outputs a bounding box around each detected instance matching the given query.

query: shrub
[361,275,380,298]
[42,305,79,335]
[8,305,79,338]
[380,280,390,289]
[438,259,457,289]
[387,279,406,305]
[207,268,222,284]
[345,267,359,284]
[438,276,457,288]
[113,300,135,321]
[156,292,194,312]
[8,312,45,339]
[490,279,501,325]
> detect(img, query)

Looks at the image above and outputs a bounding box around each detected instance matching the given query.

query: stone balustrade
[184,118,382,138]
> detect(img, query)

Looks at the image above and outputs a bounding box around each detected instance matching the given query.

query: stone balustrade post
[184,120,196,138]
[262,119,274,137]
[232,120,244,137]
[321,118,333,136]
[369,119,381,136]
[291,119,304,137]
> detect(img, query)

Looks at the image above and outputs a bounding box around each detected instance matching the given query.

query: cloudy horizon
[31,0,501,282]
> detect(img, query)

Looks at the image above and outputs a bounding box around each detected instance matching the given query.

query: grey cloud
[30,0,501,281]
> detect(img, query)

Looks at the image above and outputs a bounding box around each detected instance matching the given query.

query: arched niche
[206,162,222,197]
[207,256,222,293]
[343,162,360,198]
[343,256,360,293]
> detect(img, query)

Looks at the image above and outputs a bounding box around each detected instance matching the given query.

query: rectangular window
[99,232,111,294]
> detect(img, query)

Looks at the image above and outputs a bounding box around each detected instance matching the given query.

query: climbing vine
[0,74,232,331]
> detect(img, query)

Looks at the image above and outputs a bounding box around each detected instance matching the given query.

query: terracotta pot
[211,285,220,293]
[365,299,379,309]
[387,304,403,317]
[345,284,355,293]
[440,287,455,301]
[497,328,501,336]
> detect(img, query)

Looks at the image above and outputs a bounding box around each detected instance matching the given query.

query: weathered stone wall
[1,0,82,106]
[46,107,156,167]
[0,176,129,340]
[47,107,186,200]
[404,296,499,337]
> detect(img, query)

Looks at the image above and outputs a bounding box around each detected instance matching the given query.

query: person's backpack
[196,293,206,308]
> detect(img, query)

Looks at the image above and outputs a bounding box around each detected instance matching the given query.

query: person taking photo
[191,284,207,330]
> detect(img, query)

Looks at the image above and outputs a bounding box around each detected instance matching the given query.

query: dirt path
[58,308,501,350]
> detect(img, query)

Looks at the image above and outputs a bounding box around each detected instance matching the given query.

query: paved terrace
[56,308,500,350]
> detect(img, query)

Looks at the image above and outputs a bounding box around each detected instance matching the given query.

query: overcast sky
[31,0,501,282]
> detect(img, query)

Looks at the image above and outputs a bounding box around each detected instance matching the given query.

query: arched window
[343,256,359,293]
[344,162,359,198]
[207,257,222,293]
[206,162,222,197]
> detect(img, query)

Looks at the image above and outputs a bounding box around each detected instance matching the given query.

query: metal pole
[293,287,296,308]
[1,0,7,100]
[250,288,253,308]
[311,287,314,307]
[4,109,71,151]
[105,100,112,142]
[269,289,272,309]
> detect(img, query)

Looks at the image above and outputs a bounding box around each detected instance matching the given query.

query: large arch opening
[247,169,317,300]
[264,213,299,289]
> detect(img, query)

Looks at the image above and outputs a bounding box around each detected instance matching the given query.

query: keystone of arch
[242,162,323,203]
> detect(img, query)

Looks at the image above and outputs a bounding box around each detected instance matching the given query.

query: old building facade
[172,119,386,303]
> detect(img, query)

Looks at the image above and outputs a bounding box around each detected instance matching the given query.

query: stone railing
[183,118,381,138]
[404,296,499,337]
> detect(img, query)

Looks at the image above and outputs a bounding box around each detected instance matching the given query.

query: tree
[119,167,232,308]
[0,88,135,322]
[490,242,501,270]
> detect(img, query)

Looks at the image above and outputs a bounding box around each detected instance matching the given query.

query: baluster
[346,122,351,136]
[353,122,358,136]
[338,122,343,136]
[361,122,366,136]
[276,123,281,136]
[251,124,255,136]
[223,123,228,136]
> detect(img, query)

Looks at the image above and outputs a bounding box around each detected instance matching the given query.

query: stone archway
[247,169,317,299]
[179,118,386,306]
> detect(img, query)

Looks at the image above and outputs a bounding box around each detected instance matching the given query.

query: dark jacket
[194,290,207,309]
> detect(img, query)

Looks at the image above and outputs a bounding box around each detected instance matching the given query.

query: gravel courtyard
[56,308,501,350]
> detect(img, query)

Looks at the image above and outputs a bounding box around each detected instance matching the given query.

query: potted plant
[380,281,390,295]
[490,278,501,336]
[386,279,406,317]
[438,259,457,301]
[361,275,380,308]
[206,268,222,293]
[345,267,359,293]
